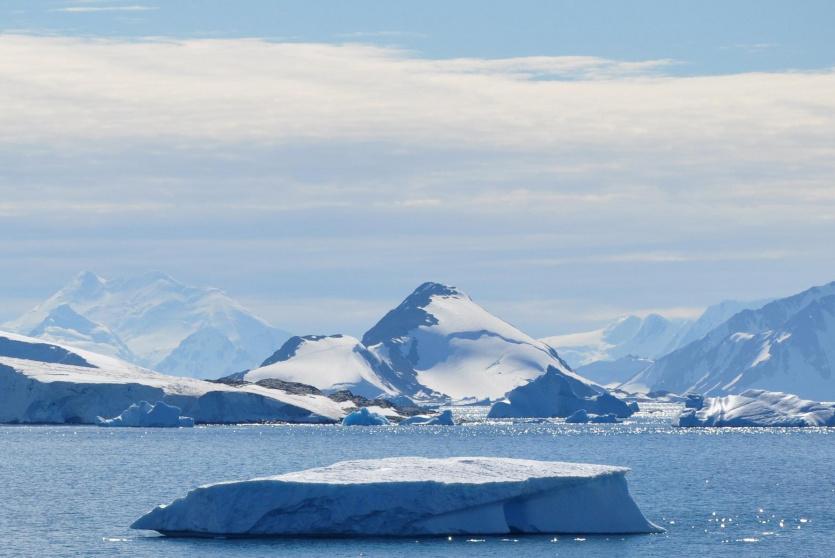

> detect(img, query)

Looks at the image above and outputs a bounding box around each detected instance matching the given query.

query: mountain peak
[67,271,107,299]
[410,282,466,300]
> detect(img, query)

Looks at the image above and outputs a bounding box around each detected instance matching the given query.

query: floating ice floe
[677,389,835,427]
[399,410,455,426]
[131,456,662,537]
[96,401,194,428]
[564,410,620,424]
[341,407,390,426]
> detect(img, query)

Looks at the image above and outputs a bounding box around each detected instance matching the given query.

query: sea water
[1,404,833,557]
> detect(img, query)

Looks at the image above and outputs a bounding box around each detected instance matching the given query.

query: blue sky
[1,1,834,336]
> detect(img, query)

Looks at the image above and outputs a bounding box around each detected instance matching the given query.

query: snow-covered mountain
[542,299,771,368]
[621,281,835,400]
[0,330,344,424]
[540,314,689,368]
[5,271,290,379]
[27,303,136,362]
[575,355,655,387]
[244,334,399,398]
[668,298,771,351]
[361,282,579,400]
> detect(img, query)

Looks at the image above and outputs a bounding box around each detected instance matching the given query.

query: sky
[1,1,834,337]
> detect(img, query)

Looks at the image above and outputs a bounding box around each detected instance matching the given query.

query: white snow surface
[244,335,397,398]
[131,457,661,536]
[678,389,835,427]
[363,282,583,400]
[0,330,344,424]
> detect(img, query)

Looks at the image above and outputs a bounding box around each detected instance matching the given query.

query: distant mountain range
[244,282,585,401]
[622,281,835,400]
[11,271,833,402]
[541,299,771,368]
[5,271,289,379]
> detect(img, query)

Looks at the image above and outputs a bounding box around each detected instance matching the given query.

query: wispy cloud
[722,42,779,53]
[337,30,428,40]
[52,5,158,13]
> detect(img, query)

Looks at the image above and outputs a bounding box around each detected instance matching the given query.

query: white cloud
[1,34,834,335]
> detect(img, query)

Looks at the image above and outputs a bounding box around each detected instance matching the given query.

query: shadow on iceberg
[487,366,635,419]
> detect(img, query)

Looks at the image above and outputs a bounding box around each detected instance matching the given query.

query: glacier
[0,331,345,425]
[96,401,194,428]
[131,457,661,536]
[677,389,835,427]
[487,366,635,419]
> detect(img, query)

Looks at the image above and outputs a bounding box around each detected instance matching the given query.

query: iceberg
[487,366,635,419]
[399,409,455,426]
[590,413,619,424]
[96,401,194,428]
[677,389,835,427]
[341,407,390,426]
[684,393,704,409]
[564,409,590,423]
[131,457,662,537]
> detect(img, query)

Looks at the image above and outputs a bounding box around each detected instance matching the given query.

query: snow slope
[244,335,398,398]
[541,314,689,368]
[0,330,343,424]
[542,299,770,368]
[5,271,290,379]
[622,282,835,399]
[575,355,655,387]
[131,457,661,536]
[677,389,835,427]
[27,304,136,362]
[362,282,576,400]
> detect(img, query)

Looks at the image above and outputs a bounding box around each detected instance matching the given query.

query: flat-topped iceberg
[96,401,194,428]
[677,389,835,427]
[132,456,661,537]
[487,366,635,419]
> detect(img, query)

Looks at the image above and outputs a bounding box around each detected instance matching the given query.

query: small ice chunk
[400,410,455,426]
[341,407,390,426]
[96,401,193,428]
[565,409,590,423]
[589,413,619,424]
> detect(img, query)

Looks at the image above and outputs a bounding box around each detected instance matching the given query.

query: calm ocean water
[1,404,833,557]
